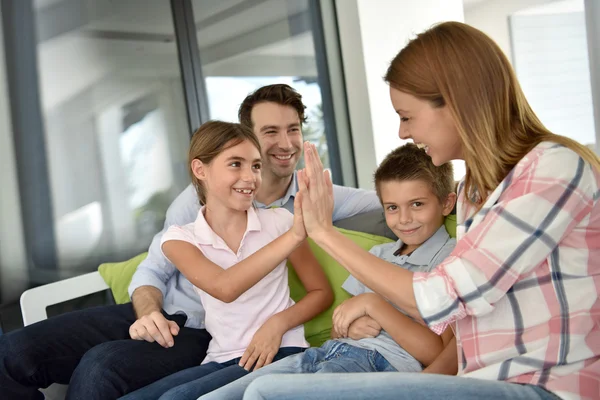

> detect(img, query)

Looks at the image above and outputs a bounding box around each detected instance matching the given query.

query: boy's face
[380,179,455,255]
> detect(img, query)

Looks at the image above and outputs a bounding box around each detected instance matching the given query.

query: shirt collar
[193,205,262,247]
[393,225,450,266]
[254,171,298,209]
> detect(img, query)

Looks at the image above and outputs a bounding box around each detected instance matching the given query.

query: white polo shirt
[161,206,308,364]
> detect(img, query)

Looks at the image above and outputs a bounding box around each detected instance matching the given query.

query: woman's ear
[191,159,206,181]
[442,192,457,216]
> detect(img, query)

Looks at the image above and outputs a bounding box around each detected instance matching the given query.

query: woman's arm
[163,228,303,303]
[301,143,598,329]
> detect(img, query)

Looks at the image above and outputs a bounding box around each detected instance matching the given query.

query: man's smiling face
[251,102,303,180]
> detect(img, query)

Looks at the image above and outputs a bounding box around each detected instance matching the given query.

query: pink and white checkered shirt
[413,142,600,400]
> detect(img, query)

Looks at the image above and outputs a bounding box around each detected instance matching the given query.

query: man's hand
[347,315,382,340]
[332,293,379,337]
[239,317,285,371]
[129,310,180,348]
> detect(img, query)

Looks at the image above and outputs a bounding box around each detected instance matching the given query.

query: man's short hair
[238,84,307,128]
[374,143,454,202]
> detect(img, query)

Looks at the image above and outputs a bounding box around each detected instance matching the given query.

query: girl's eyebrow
[226,156,261,163]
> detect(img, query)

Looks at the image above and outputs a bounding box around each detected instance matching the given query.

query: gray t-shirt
[339,225,456,372]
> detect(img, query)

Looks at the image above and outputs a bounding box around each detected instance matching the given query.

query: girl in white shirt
[120,120,332,400]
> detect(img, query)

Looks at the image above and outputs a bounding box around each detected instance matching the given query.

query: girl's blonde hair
[384,21,600,205]
[188,121,261,204]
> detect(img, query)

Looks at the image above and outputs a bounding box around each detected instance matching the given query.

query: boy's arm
[421,330,458,375]
[361,293,446,367]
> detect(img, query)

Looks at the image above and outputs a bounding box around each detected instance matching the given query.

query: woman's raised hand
[297,141,334,241]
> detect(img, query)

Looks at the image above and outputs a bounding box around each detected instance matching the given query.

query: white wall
[0,8,29,302]
[337,0,464,188]
[464,0,559,62]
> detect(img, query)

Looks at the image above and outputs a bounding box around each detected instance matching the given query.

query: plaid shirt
[413,142,600,400]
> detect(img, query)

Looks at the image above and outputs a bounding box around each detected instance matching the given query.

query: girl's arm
[163,228,303,303]
[238,239,334,371]
[266,239,334,333]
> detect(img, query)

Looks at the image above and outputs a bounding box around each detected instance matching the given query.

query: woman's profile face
[389,86,463,166]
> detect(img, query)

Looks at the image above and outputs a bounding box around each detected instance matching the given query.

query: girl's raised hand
[290,186,307,242]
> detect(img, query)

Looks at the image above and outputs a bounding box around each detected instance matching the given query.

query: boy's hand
[239,317,285,371]
[332,293,379,337]
[347,316,382,340]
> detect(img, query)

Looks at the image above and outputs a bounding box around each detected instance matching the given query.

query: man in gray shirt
[0,84,381,400]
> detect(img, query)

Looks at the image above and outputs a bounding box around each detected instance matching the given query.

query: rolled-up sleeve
[413,147,598,334]
[128,185,200,299]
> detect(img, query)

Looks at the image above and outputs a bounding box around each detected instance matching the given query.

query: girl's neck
[203,201,248,253]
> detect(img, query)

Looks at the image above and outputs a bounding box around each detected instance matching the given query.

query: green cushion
[288,228,394,347]
[445,214,457,238]
[98,252,148,304]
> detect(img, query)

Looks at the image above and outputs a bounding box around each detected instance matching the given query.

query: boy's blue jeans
[200,340,398,400]
[119,346,304,400]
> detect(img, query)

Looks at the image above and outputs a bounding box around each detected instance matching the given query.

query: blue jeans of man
[0,303,211,400]
[200,340,399,400]
[120,346,304,400]
[243,373,560,400]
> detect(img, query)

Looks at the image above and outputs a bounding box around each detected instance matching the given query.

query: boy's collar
[392,225,450,266]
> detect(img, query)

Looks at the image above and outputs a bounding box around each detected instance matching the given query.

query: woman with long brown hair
[242,21,600,400]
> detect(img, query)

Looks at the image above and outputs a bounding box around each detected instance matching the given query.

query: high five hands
[296,141,335,241]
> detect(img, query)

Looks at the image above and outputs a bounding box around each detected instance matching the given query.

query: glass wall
[509,0,596,151]
[464,0,599,153]
[35,0,192,280]
[191,0,331,168]
[0,0,346,332]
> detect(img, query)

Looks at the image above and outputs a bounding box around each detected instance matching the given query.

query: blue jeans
[120,346,305,400]
[243,373,560,400]
[201,340,398,400]
[0,303,211,400]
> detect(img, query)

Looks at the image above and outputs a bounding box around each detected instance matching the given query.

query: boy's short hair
[374,143,454,202]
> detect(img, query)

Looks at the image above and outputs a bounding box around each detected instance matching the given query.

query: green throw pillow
[98,252,148,304]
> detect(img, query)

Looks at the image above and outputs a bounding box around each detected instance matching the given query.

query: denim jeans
[120,346,305,400]
[0,303,211,400]
[243,373,560,400]
[201,340,397,400]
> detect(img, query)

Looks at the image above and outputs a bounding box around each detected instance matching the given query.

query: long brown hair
[384,21,600,206]
[188,120,261,204]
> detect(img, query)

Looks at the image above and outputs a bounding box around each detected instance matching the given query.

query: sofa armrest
[20,271,109,326]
